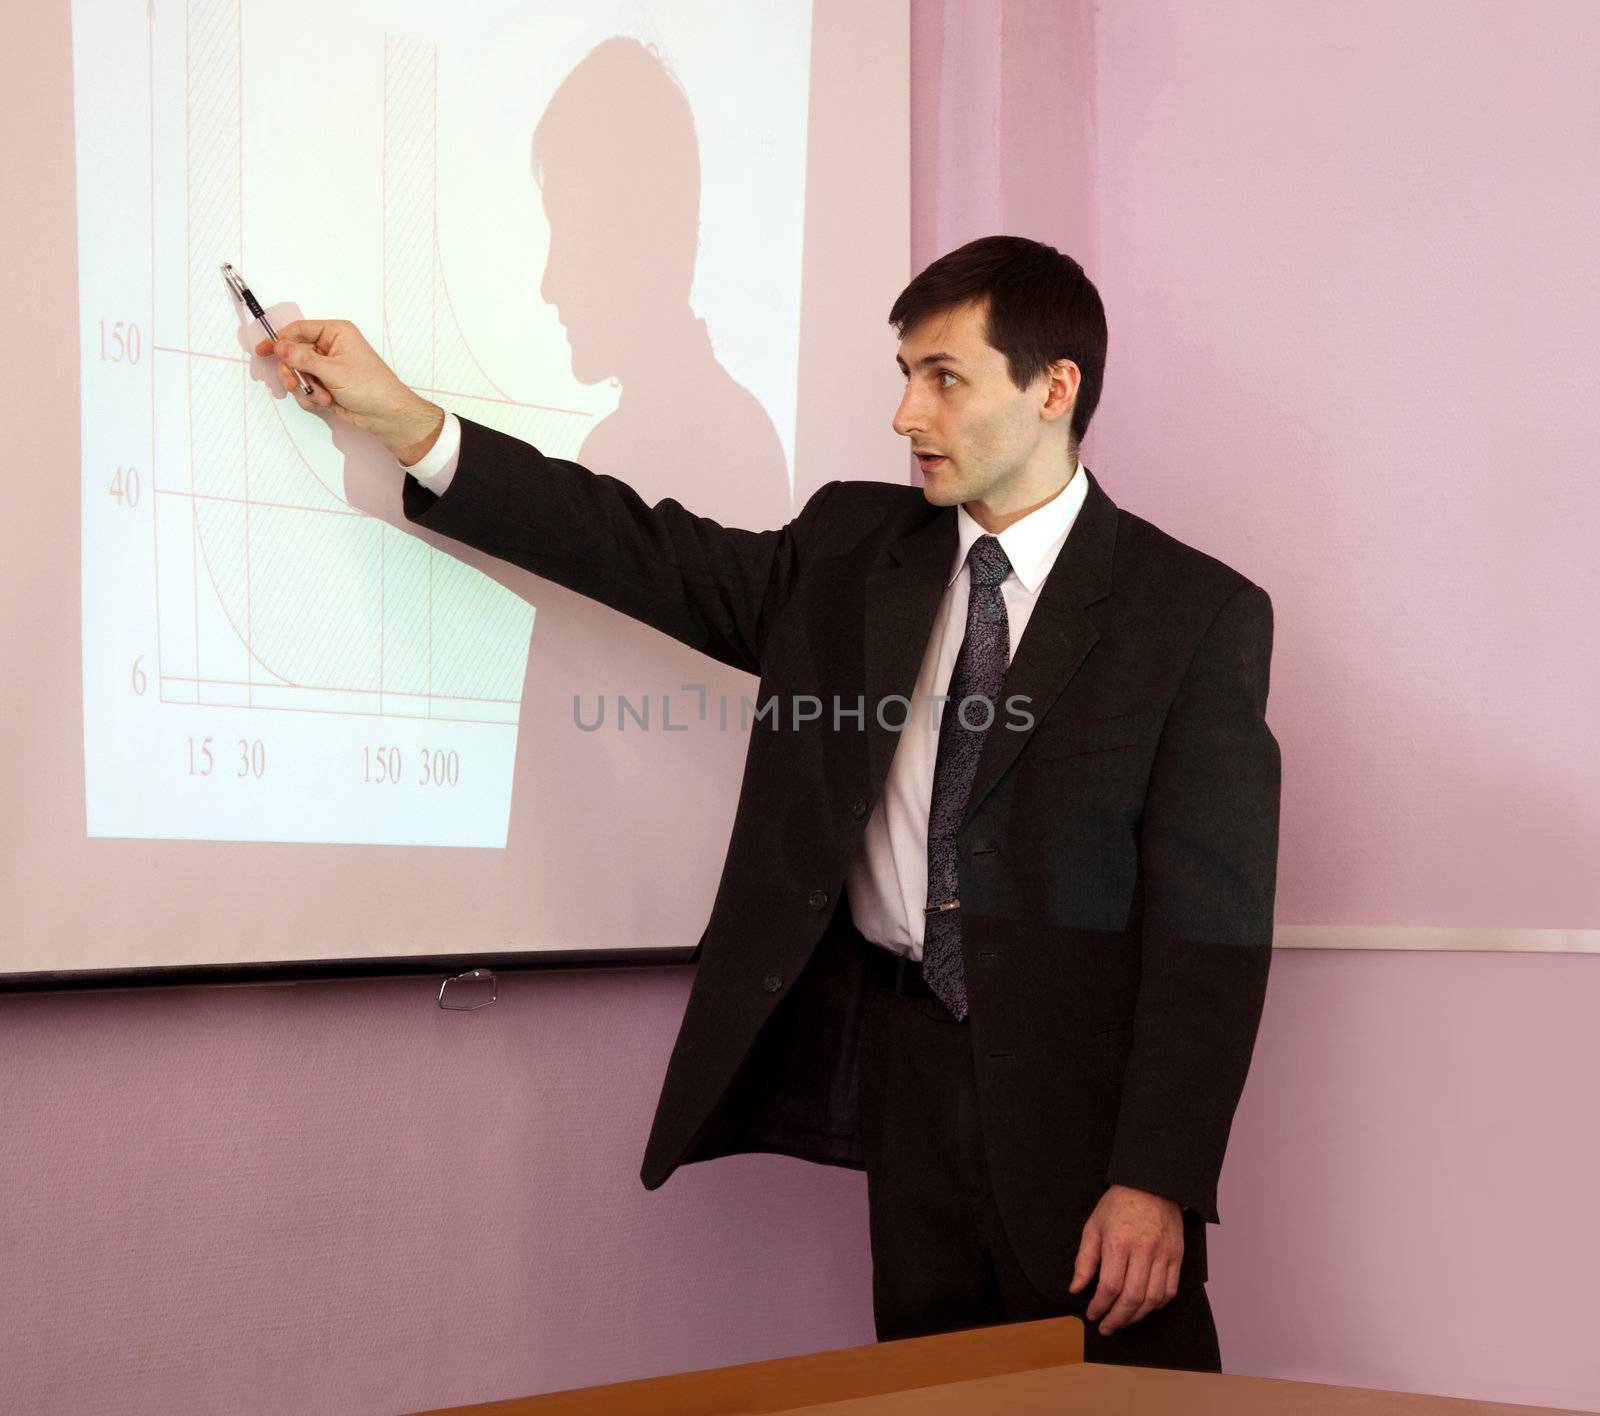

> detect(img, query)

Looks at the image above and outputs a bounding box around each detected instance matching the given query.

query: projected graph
[75,0,596,846]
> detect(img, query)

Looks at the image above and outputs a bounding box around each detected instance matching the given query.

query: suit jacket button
[808,889,830,911]
[851,797,868,819]
[763,974,783,993]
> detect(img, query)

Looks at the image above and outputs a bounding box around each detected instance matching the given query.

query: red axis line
[148,3,163,713]
[411,383,591,416]
[161,673,516,707]
[432,40,437,395]
[428,536,432,720]
[382,35,389,362]
[154,345,245,364]
[155,346,593,417]
[238,0,249,708]
[185,0,199,706]
[379,518,385,716]
[153,692,513,729]
[155,487,364,518]
[427,41,433,722]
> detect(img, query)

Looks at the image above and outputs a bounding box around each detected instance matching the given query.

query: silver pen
[221,262,316,398]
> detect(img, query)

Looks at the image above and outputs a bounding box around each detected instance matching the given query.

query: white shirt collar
[948,462,1090,592]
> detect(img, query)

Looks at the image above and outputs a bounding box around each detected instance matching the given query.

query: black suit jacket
[404,416,1280,1301]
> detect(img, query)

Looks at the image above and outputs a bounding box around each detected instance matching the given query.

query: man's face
[893,298,1076,518]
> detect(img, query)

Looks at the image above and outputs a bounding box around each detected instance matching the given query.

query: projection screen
[3,0,909,983]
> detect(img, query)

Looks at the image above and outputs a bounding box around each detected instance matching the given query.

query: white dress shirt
[396,422,1088,960]
[400,409,463,493]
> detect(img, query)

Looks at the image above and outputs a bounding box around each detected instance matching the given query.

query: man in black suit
[262,236,1279,1373]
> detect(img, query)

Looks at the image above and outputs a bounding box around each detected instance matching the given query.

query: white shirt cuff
[400,410,461,494]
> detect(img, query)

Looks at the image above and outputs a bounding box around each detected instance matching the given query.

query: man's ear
[1042,358,1080,423]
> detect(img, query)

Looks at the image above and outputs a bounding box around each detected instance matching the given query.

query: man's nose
[892,385,922,438]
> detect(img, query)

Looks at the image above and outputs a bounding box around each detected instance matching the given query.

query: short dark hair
[887,236,1107,455]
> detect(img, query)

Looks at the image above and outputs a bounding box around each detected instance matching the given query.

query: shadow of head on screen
[238,37,798,949]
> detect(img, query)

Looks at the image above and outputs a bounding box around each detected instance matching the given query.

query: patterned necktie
[922,534,1012,1021]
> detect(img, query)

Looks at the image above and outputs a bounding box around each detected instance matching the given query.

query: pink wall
[5,2,1599,1413]
[979,0,1600,1409]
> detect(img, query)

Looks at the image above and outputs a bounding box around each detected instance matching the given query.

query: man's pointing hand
[255,318,444,464]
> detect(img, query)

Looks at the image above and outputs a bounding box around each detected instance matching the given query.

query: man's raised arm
[262,319,838,677]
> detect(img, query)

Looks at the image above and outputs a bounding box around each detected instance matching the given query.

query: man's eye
[940,371,957,387]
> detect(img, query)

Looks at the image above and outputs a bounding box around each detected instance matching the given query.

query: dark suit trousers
[857,938,1223,1373]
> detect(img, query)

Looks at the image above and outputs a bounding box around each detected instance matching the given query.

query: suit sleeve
[401,415,838,676]
[1104,580,1281,1225]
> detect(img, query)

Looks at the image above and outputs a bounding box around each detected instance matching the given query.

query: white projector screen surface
[3,0,909,980]
[78,0,817,850]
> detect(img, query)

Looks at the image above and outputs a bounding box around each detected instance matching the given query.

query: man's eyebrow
[895,351,965,371]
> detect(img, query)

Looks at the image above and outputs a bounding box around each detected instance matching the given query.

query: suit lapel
[860,467,1119,826]
[862,507,955,805]
[962,468,1117,827]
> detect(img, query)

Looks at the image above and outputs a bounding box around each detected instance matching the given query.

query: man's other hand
[255,319,443,463]
[1068,1182,1184,1336]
